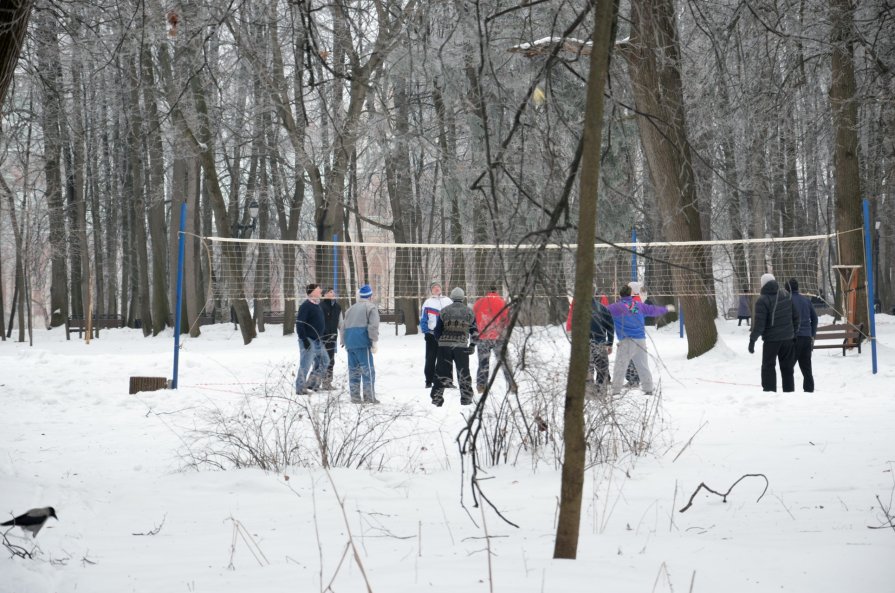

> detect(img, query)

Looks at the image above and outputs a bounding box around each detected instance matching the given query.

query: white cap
[760,273,775,288]
[628,281,642,295]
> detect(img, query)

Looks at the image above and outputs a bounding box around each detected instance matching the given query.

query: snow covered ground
[2,313,894,593]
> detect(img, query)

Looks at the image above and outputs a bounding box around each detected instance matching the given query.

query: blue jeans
[347,348,375,401]
[296,339,330,393]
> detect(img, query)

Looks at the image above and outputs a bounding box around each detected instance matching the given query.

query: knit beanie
[787,278,799,292]
[358,284,373,299]
[450,287,465,301]
[760,273,775,288]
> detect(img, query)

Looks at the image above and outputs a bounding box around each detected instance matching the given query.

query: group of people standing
[292,271,813,406]
[293,280,515,407]
[420,282,515,407]
[295,283,380,404]
[748,273,817,392]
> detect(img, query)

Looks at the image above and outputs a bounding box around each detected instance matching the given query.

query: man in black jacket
[320,288,342,389]
[587,293,614,398]
[748,273,800,392]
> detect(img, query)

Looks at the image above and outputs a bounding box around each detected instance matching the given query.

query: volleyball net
[199,230,861,315]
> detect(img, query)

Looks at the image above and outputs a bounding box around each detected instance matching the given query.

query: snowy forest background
[0,0,893,346]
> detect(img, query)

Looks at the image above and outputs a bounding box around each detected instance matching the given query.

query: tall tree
[0,0,31,108]
[829,0,866,327]
[622,0,718,358]
[554,0,618,560]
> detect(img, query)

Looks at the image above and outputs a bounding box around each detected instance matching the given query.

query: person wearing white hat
[749,273,800,392]
[340,284,380,403]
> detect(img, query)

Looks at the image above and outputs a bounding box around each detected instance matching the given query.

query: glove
[371,344,378,354]
[665,304,676,313]
[748,340,755,354]
[302,338,311,349]
[607,345,613,355]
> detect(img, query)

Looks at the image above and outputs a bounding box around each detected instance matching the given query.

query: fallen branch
[132,514,167,536]
[2,530,33,559]
[679,474,769,513]
[867,495,895,532]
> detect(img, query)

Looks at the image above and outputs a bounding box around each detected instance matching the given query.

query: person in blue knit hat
[340,284,380,403]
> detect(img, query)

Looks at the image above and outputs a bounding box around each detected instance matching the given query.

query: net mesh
[201,231,855,314]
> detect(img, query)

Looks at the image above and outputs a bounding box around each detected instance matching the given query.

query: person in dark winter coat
[320,288,342,389]
[748,273,800,392]
[587,293,615,398]
[786,278,818,392]
[430,287,478,407]
[295,283,330,394]
[737,294,752,326]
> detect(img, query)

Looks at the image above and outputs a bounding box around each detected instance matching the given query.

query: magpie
[1,507,58,538]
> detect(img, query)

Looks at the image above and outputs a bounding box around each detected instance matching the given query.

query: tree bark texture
[554,0,617,560]
[623,0,718,358]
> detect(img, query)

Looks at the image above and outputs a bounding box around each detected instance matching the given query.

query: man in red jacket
[473,286,517,394]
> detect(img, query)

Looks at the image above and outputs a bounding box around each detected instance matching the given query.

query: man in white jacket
[419,282,452,388]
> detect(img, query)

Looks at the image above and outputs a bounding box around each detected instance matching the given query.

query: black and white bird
[1,507,58,538]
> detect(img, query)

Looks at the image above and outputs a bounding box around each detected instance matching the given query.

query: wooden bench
[195,314,216,326]
[813,322,864,356]
[258,310,286,325]
[67,314,124,339]
[379,309,405,335]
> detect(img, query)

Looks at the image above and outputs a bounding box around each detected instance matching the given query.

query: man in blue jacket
[340,284,380,404]
[295,283,330,395]
[606,285,673,395]
[787,278,818,392]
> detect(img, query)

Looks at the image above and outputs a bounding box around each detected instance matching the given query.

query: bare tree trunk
[0,0,31,108]
[142,42,171,334]
[383,76,420,332]
[35,11,68,327]
[69,30,92,336]
[829,0,866,327]
[126,52,153,336]
[554,0,618,560]
[623,0,718,358]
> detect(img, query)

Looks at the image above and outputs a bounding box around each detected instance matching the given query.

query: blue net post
[172,203,187,389]
[862,199,878,374]
[631,227,637,282]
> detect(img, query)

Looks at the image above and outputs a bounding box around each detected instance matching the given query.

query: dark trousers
[587,341,611,393]
[626,361,639,384]
[323,334,337,381]
[424,332,439,385]
[761,339,796,392]
[738,316,751,326]
[794,336,814,392]
[430,346,474,403]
